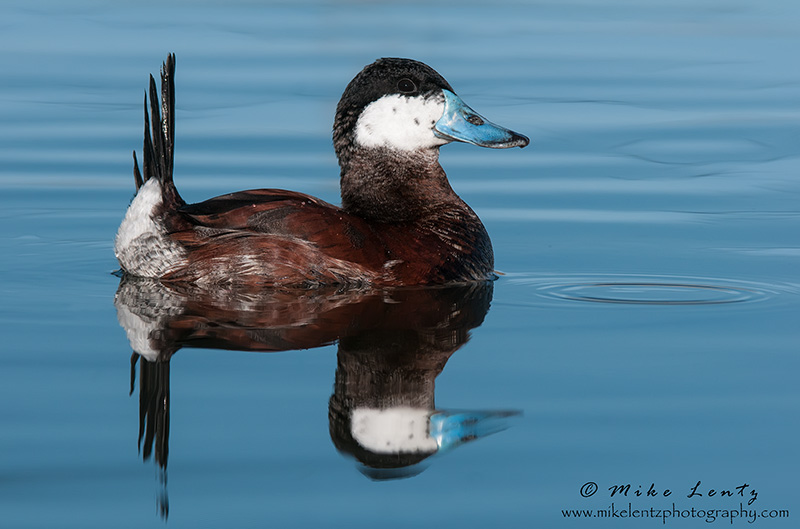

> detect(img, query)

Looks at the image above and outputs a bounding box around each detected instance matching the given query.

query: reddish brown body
[159,188,492,287]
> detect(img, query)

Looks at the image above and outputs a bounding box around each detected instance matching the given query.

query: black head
[333,58,528,222]
[335,58,454,120]
[333,58,455,163]
[333,58,529,170]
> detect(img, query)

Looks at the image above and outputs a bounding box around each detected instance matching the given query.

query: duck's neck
[340,148,465,223]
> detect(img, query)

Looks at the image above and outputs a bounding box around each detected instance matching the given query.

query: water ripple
[505,273,798,307]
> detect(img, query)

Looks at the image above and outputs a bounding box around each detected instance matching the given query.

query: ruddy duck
[115,55,528,287]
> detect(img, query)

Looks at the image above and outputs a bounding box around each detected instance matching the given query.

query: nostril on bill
[465,114,484,126]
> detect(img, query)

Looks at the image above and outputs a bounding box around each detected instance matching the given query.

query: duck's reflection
[327,289,517,479]
[116,277,518,515]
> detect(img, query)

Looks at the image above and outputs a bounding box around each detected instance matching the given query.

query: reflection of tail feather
[132,353,170,470]
[157,467,169,519]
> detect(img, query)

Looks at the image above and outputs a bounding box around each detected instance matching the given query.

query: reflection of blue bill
[430,410,521,451]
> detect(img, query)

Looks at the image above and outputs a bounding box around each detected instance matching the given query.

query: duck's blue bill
[434,90,529,149]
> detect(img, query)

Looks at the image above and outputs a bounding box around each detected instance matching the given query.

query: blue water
[1,1,799,527]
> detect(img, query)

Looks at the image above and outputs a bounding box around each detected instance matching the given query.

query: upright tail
[133,53,184,208]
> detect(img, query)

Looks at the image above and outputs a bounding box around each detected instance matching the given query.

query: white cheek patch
[354,93,449,151]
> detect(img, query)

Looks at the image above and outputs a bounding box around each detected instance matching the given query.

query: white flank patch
[350,407,439,454]
[115,179,163,250]
[354,93,449,151]
[115,178,186,277]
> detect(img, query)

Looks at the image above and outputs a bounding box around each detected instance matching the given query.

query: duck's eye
[397,78,416,93]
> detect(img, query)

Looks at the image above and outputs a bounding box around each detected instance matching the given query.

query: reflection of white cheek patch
[350,407,438,454]
[354,94,448,151]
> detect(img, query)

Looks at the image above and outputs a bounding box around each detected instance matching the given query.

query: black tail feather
[148,73,163,181]
[143,82,157,185]
[161,56,175,181]
[132,151,143,189]
[132,54,183,207]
